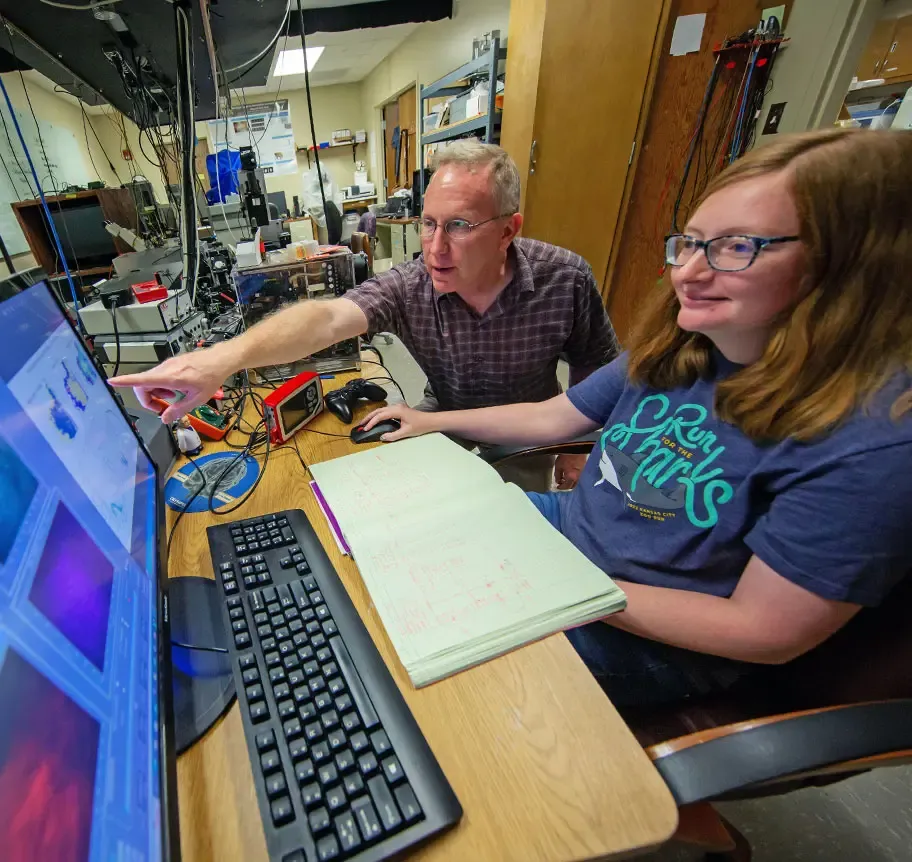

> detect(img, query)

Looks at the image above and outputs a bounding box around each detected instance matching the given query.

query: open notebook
[309,434,626,687]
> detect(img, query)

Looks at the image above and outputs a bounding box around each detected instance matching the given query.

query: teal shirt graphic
[557,354,912,607]
[599,394,733,528]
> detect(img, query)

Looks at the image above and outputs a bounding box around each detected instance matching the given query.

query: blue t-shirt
[561,354,912,607]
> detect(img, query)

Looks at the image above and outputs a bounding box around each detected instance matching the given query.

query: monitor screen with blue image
[0,281,168,861]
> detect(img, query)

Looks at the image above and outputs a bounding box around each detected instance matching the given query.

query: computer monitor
[0,280,179,860]
[47,202,119,269]
[267,190,288,217]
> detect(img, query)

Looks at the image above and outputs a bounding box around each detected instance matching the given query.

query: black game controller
[324,378,388,423]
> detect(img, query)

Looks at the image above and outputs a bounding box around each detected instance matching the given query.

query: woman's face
[671,172,807,358]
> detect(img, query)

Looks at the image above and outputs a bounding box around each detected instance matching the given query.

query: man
[111,141,618,490]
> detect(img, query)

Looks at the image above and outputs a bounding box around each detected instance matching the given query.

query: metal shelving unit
[417,37,507,209]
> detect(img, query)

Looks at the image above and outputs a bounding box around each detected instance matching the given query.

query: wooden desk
[170,370,677,861]
[341,196,377,213]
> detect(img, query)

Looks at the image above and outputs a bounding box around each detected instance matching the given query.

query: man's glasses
[665,234,800,272]
[419,214,515,240]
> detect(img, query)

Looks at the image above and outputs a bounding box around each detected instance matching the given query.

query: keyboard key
[232,619,248,634]
[335,810,361,852]
[305,721,323,742]
[277,517,289,527]
[299,702,317,723]
[329,678,346,697]
[325,784,346,812]
[343,771,363,795]
[292,552,305,564]
[289,738,308,762]
[255,730,275,752]
[335,693,353,713]
[311,591,324,605]
[288,669,305,687]
[316,834,340,861]
[289,619,304,634]
[269,667,286,685]
[394,784,422,823]
[350,731,369,753]
[219,561,234,572]
[229,606,245,621]
[251,553,265,563]
[235,632,251,649]
[276,627,290,642]
[257,572,272,585]
[317,835,339,862]
[244,575,259,588]
[262,637,277,651]
[250,701,269,723]
[309,676,327,694]
[327,729,346,751]
[259,538,273,550]
[242,667,260,685]
[279,700,296,720]
[342,712,360,733]
[266,772,287,799]
[329,637,380,730]
[290,581,310,607]
[368,775,402,830]
[248,541,260,551]
[314,691,333,711]
[254,611,269,625]
[302,576,318,591]
[309,807,331,834]
[280,557,294,569]
[260,750,281,774]
[224,580,239,595]
[358,752,378,776]
[315,646,331,663]
[295,759,315,785]
[283,654,302,672]
[267,602,282,616]
[381,756,404,785]
[265,651,281,668]
[312,633,326,649]
[297,645,314,661]
[335,749,355,773]
[238,653,256,670]
[254,562,269,573]
[284,717,303,740]
[246,683,264,702]
[277,584,294,607]
[321,710,340,731]
[312,741,330,763]
[227,596,242,610]
[302,608,316,623]
[370,730,392,757]
[273,681,291,700]
[322,661,339,679]
[270,795,294,826]
[296,561,311,574]
[241,565,254,576]
[323,620,338,636]
[301,783,322,808]
[351,796,382,842]
[318,763,338,786]
[263,586,278,603]
[279,641,295,657]
[303,660,320,677]
[282,527,295,543]
[257,624,272,639]
[248,592,265,613]
[264,513,277,522]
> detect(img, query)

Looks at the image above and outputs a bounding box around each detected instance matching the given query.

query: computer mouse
[350,419,401,444]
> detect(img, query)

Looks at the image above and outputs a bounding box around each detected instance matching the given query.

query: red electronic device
[263,370,324,444]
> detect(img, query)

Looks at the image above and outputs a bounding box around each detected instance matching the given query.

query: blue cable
[0,76,82,324]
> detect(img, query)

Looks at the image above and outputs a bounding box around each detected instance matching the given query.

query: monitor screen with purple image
[0,280,167,862]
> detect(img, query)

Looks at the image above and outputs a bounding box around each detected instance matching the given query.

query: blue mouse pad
[164,452,260,513]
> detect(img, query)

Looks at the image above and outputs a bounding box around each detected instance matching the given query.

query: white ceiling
[236,22,419,94]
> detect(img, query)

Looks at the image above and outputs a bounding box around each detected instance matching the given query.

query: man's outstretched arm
[109,297,368,422]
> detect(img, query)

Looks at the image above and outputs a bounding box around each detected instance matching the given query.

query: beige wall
[753,0,886,143]
[0,71,119,192]
[360,0,511,196]
[90,83,366,210]
[225,84,368,207]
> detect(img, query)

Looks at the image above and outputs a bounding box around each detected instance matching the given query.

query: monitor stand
[169,576,237,754]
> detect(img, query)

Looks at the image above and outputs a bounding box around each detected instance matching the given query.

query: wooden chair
[479,442,912,861]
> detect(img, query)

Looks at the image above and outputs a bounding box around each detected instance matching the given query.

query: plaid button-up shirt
[345,238,619,410]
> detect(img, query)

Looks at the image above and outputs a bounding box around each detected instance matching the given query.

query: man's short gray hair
[429,139,521,214]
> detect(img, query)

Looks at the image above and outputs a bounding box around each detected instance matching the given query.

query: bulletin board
[0,102,94,256]
[207,99,297,177]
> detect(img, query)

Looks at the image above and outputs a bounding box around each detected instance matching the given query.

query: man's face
[420,164,520,294]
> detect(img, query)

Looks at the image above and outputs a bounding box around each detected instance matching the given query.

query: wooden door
[882,15,912,80]
[396,85,417,186]
[521,0,666,283]
[855,18,896,81]
[382,100,399,196]
[500,0,548,211]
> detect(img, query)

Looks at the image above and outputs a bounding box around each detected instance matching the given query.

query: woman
[361,129,912,707]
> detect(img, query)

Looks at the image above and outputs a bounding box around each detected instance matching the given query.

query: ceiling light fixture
[274,46,325,76]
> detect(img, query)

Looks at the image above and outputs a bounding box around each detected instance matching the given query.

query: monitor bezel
[0,275,182,862]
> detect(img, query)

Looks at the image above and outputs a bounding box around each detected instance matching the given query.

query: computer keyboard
[206,510,462,862]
